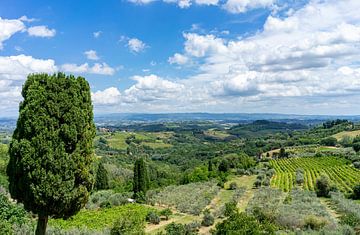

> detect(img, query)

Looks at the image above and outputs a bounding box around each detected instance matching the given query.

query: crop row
[269,157,360,193]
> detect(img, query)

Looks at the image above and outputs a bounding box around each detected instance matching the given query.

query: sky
[0,0,360,117]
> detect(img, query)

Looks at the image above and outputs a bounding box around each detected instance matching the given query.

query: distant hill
[94,113,360,126]
[228,120,308,138]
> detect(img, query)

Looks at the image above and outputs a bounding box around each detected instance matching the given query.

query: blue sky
[1,0,360,116]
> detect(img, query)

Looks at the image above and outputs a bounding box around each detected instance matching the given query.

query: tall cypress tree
[7,73,96,235]
[95,162,109,190]
[133,158,149,201]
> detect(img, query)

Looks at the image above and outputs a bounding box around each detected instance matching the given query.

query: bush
[340,213,360,227]
[201,209,214,227]
[353,142,360,152]
[213,212,276,235]
[304,215,327,230]
[165,223,186,235]
[110,214,145,235]
[315,175,331,197]
[160,208,172,220]
[229,182,237,190]
[146,211,160,225]
[351,185,360,200]
[224,202,237,217]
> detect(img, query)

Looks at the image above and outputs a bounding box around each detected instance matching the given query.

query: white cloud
[19,15,37,22]
[27,26,56,38]
[168,53,189,65]
[128,0,156,4]
[195,0,218,6]
[0,54,57,115]
[223,0,275,14]
[93,31,102,38]
[128,38,147,53]
[61,63,115,75]
[97,0,360,114]
[92,87,121,105]
[84,50,100,60]
[0,17,25,49]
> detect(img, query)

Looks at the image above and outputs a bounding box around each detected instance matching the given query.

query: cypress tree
[133,158,149,201]
[7,73,96,235]
[95,162,109,190]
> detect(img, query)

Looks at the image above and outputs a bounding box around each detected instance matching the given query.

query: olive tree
[7,73,96,235]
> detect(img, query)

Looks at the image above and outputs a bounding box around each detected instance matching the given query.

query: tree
[352,185,360,200]
[7,73,96,235]
[160,208,173,220]
[218,159,229,172]
[133,158,150,201]
[353,142,360,153]
[95,162,109,190]
[201,209,214,226]
[315,175,331,197]
[278,148,288,158]
[208,160,213,171]
[320,137,337,146]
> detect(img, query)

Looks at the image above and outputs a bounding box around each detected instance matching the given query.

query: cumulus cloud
[127,38,147,53]
[102,0,360,114]
[0,17,25,49]
[84,50,100,60]
[223,0,275,14]
[168,53,189,65]
[92,87,121,105]
[128,0,273,12]
[27,26,56,37]
[61,62,115,75]
[0,54,57,115]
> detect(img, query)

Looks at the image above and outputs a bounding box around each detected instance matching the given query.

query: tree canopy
[7,73,96,235]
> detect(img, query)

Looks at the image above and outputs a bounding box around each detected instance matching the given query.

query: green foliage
[0,193,29,225]
[147,181,219,215]
[133,158,149,201]
[315,175,331,197]
[320,137,337,146]
[213,212,276,235]
[95,162,109,190]
[110,213,145,235]
[159,208,172,220]
[224,201,237,217]
[353,142,360,152]
[7,73,96,235]
[146,211,160,224]
[164,223,186,235]
[201,209,214,227]
[50,204,151,231]
[351,184,360,200]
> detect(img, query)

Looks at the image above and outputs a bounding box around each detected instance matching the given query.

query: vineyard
[270,157,360,193]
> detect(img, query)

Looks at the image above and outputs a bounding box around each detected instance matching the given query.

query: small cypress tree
[208,160,213,171]
[7,73,96,235]
[133,158,149,201]
[95,162,109,190]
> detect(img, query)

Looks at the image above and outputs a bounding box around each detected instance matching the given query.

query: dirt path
[237,188,255,212]
[319,198,340,222]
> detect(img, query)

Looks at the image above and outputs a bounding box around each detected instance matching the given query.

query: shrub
[201,209,214,227]
[351,185,360,200]
[224,202,237,217]
[165,223,186,235]
[315,175,331,197]
[340,213,360,227]
[146,211,160,225]
[213,212,275,235]
[304,215,327,230]
[229,182,237,190]
[160,208,172,220]
[110,214,145,235]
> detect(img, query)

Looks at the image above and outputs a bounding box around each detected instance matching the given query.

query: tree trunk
[35,214,48,235]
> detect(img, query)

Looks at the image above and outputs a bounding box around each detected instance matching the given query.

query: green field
[270,157,360,193]
[49,204,153,231]
[332,130,360,141]
[102,131,172,150]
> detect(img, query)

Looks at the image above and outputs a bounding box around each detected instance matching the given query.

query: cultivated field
[270,157,360,193]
